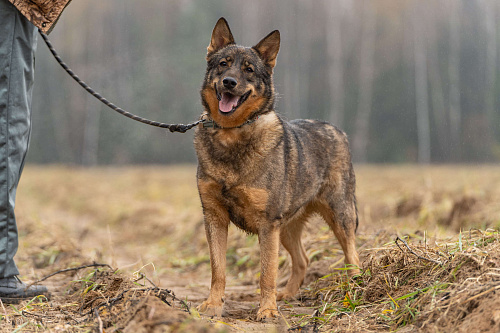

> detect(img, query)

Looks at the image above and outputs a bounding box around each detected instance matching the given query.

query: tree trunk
[280,0,301,119]
[81,9,102,166]
[484,0,497,158]
[352,0,377,163]
[427,3,448,161]
[297,0,313,121]
[325,0,345,128]
[448,0,462,161]
[241,1,260,44]
[413,3,431,164]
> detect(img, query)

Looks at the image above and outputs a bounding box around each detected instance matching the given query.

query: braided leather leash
[39,30,205,133]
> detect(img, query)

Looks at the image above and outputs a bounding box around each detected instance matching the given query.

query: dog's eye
[219,61,228,67]
[246,67,254,73]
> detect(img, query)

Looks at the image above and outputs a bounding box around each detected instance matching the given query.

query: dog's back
[259,117,357,229]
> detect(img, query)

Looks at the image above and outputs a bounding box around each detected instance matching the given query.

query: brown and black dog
[194,17,360,320]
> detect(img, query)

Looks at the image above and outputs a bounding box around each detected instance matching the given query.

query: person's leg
[0,0,46,302]
[0,0,37,279]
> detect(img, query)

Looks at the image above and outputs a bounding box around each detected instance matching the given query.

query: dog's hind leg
[278,218,309,301]
[320,200,360,276]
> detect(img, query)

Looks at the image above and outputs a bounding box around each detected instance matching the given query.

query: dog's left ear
[253,30,280,70]
[207,17,235,57]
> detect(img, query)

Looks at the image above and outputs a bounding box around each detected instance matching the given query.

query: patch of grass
[293,229,500,331]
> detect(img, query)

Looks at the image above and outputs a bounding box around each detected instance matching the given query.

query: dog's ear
[207,17,235,57]
[253,30,280,70]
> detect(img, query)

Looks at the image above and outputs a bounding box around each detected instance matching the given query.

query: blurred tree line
[29,0,500,165]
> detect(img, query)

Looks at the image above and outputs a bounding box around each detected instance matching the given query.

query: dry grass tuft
[0,267,228,333]
[290,229,500,332]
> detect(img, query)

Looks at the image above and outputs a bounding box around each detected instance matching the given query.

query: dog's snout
[222,77,237,89]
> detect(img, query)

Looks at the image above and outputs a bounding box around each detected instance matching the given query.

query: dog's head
[201,18,280,128]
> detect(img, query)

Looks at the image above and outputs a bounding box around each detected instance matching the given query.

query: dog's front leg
[256,221,280,320]
[197,215,229,317]
[196,179,230,317]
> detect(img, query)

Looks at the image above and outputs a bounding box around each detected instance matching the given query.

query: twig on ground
[95,308,103,333]
[395,237,443,266]
[27,263,114,289]
[134,272,158,288]
[461,284,500,304]
[22,310,47,321]
[60,308,82,325]
[0,299,9,324]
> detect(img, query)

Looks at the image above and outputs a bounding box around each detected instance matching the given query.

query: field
[2,165,500,332]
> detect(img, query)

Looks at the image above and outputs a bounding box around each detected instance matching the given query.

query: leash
[38,30,205,133]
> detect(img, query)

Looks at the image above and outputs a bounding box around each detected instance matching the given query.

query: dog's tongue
[219,93,239,113]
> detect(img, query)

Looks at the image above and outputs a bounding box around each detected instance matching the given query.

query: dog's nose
[222,77,237,89]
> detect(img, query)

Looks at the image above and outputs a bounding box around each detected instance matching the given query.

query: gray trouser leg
[0,0,37,278]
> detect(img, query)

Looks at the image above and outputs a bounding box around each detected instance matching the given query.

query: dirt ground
[2,165,500,332]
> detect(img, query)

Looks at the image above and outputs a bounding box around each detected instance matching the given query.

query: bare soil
[2,165,499,332]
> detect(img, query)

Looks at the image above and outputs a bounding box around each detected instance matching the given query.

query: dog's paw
[347,267,361,278]
[277,290,297,301]
[256,305,279,321]
[197,300,223,317]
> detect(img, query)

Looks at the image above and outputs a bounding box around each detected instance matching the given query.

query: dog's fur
[194,18,360,320]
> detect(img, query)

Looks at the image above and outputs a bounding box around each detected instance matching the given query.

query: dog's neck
[201,114,260,130]
[196,112,282,150]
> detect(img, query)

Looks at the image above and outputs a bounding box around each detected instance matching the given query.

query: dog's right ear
[207,17,235,58]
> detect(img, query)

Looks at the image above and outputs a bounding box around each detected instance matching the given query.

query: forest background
[29,0,500,166]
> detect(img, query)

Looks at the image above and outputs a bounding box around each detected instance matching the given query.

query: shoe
[0,276,49,304]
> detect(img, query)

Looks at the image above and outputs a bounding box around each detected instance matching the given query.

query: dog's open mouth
[216,87,251,114]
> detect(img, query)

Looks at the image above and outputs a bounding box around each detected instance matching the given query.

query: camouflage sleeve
[8,0,73,34]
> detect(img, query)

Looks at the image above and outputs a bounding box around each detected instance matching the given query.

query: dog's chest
[220,185,269,233]
[198,177,270,234]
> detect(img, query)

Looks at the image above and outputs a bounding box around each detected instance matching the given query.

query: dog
[194,17,360,320]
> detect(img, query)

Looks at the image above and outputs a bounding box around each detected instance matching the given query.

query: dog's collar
[201,115,259,130]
